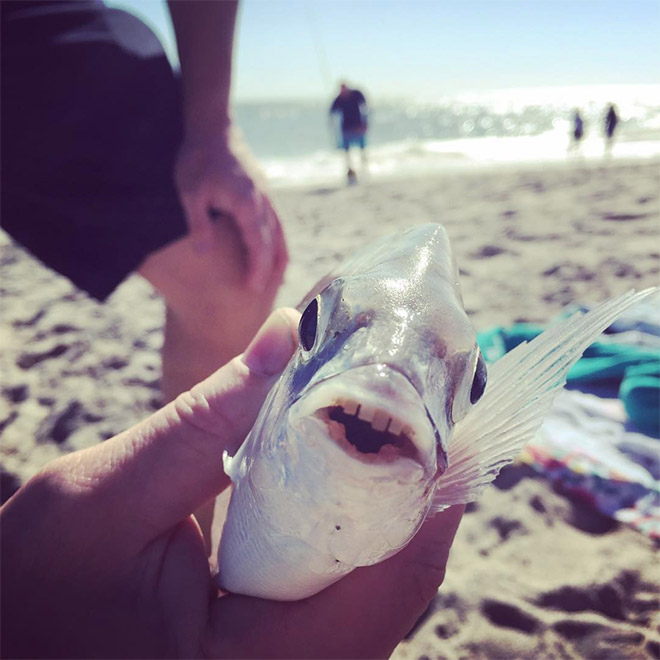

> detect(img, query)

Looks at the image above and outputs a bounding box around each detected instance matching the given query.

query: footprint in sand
[16,344,69,369]
[37,401,103,445]
[0,411,18,436]
[504,226,561,242]
[597,257,642,279]
[12,308,46,328]
[489,516,526,542]
[552,615,656,658]
[433,621,459,640]
[537,584,625,620]
[469,244,507,258]
[50,323,79,335]
[542,261,596,282]
[647,640,660,659]
[537,570,660,626]
[481,599,541,634]
[541,285,575,306]
[601,212,649,222]
[3,384,29,404]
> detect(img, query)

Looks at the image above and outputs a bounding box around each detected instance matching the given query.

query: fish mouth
[290,365,440,471]
[316,403,419,461]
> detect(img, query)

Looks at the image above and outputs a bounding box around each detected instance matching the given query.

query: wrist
[182,103,232,143]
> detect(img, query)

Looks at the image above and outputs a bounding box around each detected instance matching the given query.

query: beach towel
[478,303,660,539]
[478,326,660,436]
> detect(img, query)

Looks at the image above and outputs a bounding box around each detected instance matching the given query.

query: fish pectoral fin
[430,287,658,513]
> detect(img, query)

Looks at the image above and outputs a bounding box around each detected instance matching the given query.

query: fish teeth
[341,399,359,416]
[388,418,405,436]
[357,403,375,423]
[371,410,390,432]
[335,400,410,436]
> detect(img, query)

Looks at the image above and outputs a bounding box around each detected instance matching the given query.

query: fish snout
[290,365,441,474]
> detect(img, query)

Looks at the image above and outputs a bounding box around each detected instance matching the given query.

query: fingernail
[243,308,299,376]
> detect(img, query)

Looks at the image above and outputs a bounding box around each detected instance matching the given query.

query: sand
[1,157,659,659]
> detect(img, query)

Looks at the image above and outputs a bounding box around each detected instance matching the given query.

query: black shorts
[1,1,187,300]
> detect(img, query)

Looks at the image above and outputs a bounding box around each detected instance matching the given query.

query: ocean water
[233,84,660,188]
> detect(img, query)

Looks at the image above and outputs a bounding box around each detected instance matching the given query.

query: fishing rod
[304,4,333,91]
[304,4,339,149]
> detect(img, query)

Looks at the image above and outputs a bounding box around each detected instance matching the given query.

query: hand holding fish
[0,308,463,659]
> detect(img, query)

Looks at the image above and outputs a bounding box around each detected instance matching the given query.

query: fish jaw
[289,364,442,478]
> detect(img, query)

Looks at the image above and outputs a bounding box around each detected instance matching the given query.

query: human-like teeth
[388,418,405,436]
[357,403,375,423]
[334,399,411,437]
[341,399,359,415]
[371,410,390,432]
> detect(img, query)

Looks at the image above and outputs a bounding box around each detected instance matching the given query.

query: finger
[258,197,289,288]
[208,183,272,288]
[182,191,214,254]
[235,191,276,290]
[207,505,465,659]
[93,308,300,540]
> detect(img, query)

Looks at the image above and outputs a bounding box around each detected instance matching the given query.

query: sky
[109,0,660,102]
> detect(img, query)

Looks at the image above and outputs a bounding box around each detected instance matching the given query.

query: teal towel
[619,362,660,437]
[478,324,660,437]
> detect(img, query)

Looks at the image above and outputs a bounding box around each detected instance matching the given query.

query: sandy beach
[1,157,659,659]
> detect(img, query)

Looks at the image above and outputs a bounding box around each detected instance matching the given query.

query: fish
[217,223,655,601]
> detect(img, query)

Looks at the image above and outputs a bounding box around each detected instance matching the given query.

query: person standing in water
[604,103,619,155]
[569,108,585,155]
[329,82,369,183]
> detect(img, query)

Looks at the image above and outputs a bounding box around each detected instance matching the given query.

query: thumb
[97,308,300,540]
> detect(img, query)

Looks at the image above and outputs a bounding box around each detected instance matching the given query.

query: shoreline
[265,151,660,192]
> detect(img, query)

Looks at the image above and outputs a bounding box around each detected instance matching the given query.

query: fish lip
[289,364,444,472]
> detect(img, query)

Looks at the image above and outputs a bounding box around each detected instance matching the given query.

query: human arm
[1,309,464,659]
[167,0,287,288]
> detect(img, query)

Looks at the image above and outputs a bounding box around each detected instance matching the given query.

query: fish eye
[298,297,319,352]
[470,353,487,404]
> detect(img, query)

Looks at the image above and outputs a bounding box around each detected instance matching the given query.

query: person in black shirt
[569,109,584,155]
[329,82,369,182]
[604,103,619,155]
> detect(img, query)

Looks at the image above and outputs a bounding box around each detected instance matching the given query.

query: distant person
[329,82,369,183]
[604,103,619,155]
[569,109,585,154]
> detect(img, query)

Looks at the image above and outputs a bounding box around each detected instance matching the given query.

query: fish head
[277,224,487,485]
[221,225,489,585]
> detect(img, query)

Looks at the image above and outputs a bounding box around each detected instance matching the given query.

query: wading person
[329,81,369,184]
